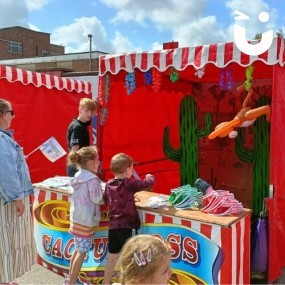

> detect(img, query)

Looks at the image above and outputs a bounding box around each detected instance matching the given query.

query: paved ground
[14,262,285,285]
[15,263,65,285]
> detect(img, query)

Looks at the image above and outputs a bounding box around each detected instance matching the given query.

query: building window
[8,41,23,54]
[42,50,50,56]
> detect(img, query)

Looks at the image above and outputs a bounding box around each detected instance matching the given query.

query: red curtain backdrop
[100,71,184,193]
[0,78,91,183]
[100,68,254,201]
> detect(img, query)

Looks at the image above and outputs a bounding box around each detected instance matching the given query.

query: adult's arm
[0,138,24,204]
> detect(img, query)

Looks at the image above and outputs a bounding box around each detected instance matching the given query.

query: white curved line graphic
[234,25,273,56]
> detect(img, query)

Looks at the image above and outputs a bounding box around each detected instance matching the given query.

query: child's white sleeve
[88,179,103,204]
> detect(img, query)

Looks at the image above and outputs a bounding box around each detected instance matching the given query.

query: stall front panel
[0,65,92,183]
[140,212,250,285]
[33,186,250,285]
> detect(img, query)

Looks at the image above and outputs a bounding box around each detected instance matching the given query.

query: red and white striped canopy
[99,37,285,76]
[0,65,91,94]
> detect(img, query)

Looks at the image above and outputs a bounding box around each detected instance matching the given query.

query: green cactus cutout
[235,96,270,215]
[163,95,212,186]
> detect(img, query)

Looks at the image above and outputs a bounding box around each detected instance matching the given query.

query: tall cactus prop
[235,96,270,215]
[163,95,212,186]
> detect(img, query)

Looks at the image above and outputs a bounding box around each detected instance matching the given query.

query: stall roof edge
[0,64,92,94]
[99,36,285,77]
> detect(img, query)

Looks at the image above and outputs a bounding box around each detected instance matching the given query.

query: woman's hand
[14,200,25,216]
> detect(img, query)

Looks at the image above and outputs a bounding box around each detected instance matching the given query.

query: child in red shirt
[103,153,155,285]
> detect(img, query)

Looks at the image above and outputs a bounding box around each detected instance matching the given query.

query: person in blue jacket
[0,98,36,283]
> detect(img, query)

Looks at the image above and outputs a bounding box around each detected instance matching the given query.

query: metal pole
[88,34,93,71]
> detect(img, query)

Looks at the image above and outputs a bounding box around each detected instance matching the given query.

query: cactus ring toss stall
[97,36,285,283]
[31,36,285,284]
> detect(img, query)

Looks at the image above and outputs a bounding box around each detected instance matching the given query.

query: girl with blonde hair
[113,234,172,285]
[66,146,103,285]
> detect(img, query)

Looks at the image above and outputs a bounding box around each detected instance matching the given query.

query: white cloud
[225,0,278,39]
[151,41,163,51]
[173,16,229,48]
[25,0,51,11]
[99,0,282,50]
[111,31,140,53]
[98,0,225,49]
[101,0,205,30]
[0,0,28,28]
[28,23,41,32]
[50,13,143,54]
[0,0,50,28]
[50,17,115,53]
[98,0,229,48]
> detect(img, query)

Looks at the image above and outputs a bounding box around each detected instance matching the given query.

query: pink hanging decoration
[152,69,162,93]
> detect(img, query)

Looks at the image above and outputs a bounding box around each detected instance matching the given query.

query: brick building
[0,26,64,60]
[0,51,107,77]
[0,26,107,77]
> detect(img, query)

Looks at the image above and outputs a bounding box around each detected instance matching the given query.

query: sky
[0,0,284,54]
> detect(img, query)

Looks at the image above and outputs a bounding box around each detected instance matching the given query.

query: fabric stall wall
[267,64,285,283]
[0,78,91,183]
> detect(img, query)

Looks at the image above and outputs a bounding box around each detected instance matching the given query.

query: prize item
[169,185,203,209]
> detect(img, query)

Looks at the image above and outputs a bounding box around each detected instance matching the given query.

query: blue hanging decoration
[219,68,233,90]
[169,67,179,83]
[125,72,136,95]
[144,70,152,85]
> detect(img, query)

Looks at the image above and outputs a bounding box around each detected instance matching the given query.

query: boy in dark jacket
[103,153,155,285]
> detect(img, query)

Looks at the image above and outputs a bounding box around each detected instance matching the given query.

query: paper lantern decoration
[98,74,111,125]
[195,67,205,78]
[245,65,254,91]
[144,70,152,85]
[125,72,136,95]
[152,69,162,93]
[169,67,179,82]
[219,68,233,90]
[103,73,111,102]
